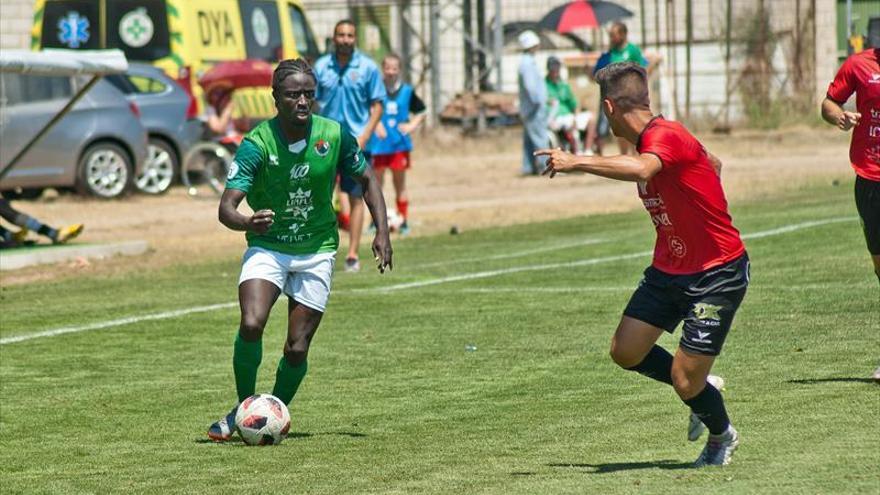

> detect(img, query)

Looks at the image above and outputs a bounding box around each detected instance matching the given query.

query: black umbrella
[539,0,634,33]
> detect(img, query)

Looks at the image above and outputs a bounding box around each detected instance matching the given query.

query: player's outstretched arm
[535,148,662,182]
[355,167,393,273]
[218,188,274,234]
[821,97,860,131]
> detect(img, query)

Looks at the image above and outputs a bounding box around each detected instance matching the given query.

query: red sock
[396,199,408,220]
[337,212,350,231]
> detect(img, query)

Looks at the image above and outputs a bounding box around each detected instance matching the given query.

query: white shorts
[575,110,593,130]
[239,247,336,312]
[549,114,576,131]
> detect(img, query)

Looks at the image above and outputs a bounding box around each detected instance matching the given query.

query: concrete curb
[0,241,150,271]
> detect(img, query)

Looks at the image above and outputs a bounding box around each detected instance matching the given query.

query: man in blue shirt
[517,30,548,175]
[314,20,386,272]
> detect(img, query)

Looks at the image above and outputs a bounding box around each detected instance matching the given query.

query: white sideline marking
[385,283,873,294]
[411,238,606,269]
[368,251,653,292]
[0,216,857,345]
[370,216,857,293]
[446,287,633,293]
[0,303,236,345]
[740,217,856,240]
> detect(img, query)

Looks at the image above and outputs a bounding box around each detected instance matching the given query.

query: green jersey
[609,42,645,65]
[594,43,647,76]
[545,78,577,116]
[226,115,367,255]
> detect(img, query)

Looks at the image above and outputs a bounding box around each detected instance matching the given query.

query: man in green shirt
[207,59,393,442]
[585,22,648,156]
[545,56,579,152]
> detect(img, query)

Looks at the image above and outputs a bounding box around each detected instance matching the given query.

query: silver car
[105,64,202,194]
[0,73,148,199]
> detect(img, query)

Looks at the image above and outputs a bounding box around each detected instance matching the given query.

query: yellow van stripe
[31,0,46,50]
[165,0,184,69]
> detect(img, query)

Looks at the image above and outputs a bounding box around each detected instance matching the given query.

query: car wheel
[136,138,178,195]
[76,142,133,199]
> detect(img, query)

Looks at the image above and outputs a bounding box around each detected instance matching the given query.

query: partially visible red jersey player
[536,61,749,466]
[821,47,880,383]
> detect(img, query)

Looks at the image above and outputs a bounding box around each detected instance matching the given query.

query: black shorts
[623,254,750,356]
[855,176,880,255]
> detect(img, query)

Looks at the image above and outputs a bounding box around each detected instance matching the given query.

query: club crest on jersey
[314,139,331,156]
[668,235,687,258]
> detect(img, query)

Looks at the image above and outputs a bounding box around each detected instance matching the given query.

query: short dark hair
[610,21,628,36]
[595,62,649,110]
[334,19,356,35]
[273,58,316,90]
[382,53,401,66]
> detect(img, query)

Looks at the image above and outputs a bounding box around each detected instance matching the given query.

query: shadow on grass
[194,437,243,444]
[287,431,367,439]
[193,431,366,445]
[787,378,877,384]
[548,460,693,473]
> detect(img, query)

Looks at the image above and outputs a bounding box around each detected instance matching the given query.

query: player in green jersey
[207,59,393,442]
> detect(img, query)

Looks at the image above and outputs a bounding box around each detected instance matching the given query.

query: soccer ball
[234,394,291,446]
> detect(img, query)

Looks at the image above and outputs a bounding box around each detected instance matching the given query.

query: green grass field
[1,180,877,494]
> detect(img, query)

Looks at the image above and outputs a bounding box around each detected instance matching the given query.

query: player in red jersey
[821,47,880,383]
[536,62,748,467]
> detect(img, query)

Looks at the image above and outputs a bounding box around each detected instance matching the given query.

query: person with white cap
[517,30,549,175]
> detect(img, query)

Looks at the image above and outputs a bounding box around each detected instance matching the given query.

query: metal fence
[302,0,840,128]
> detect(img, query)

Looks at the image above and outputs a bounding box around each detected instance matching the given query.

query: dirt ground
[0,125,853,286]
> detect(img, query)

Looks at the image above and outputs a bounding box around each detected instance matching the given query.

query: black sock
[625,345,674,385]
[683,384,731,435]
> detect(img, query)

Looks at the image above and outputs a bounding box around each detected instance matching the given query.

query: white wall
[0,0,33,50]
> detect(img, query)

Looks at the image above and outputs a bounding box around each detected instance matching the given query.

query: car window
[106,0,171,62]
[1,74,73,106]
[127,75,169,94]
[41,0,101,50]
[287,3,319,62]
[104,74,139,95]
[105,72,168,95]
[239,0,283,63]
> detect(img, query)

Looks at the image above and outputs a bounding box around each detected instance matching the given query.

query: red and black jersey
[636,117,745,275]
[827,48,880,181]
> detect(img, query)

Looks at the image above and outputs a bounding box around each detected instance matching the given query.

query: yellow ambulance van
[31,0,321,118]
